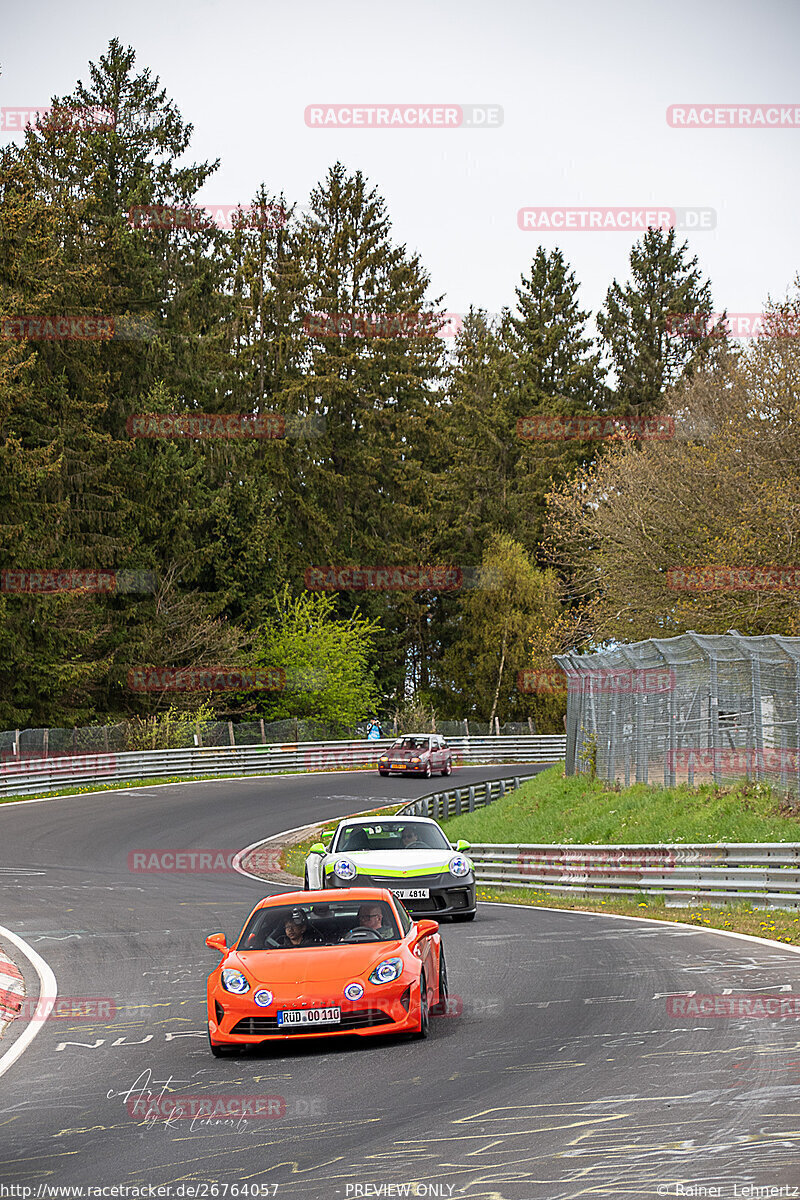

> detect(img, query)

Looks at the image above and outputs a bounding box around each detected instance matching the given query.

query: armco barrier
[0,736,565,799]
[468,841,800,910]
[397,773,539,820]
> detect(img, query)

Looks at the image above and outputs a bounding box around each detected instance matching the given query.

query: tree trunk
[488,631,508,729]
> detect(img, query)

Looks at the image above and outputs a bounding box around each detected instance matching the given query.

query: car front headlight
[368,958,403,985]
[221,969,250,994]
[334,858,357,880]
[449,855,471,878]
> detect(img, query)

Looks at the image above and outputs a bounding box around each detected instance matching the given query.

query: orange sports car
[205,887,447,1054]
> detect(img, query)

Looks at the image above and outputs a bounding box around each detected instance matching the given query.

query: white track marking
[0,924,57,1080]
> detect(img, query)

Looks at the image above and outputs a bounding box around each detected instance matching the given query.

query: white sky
[2,0,798,322]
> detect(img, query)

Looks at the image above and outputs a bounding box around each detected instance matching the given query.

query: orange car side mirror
[205,932,228,953]
[412,919,439,940]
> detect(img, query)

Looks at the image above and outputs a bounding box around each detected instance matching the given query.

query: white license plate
[277,1007,341,1026]
[392,888,430,899]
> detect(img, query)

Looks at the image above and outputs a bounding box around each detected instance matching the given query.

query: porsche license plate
[392,888,430,899]
[277,1007,341,1026]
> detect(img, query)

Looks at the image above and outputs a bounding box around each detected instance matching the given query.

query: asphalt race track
[2,765,800,1199]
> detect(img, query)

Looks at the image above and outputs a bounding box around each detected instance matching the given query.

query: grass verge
[442,762,800,844]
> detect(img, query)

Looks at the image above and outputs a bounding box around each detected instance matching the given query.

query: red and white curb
[0,945,25,1035]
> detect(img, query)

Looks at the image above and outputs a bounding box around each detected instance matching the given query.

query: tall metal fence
[556,631,800,795]
[0,717,539,759]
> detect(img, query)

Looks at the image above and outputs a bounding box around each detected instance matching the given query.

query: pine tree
[597,228,719,413]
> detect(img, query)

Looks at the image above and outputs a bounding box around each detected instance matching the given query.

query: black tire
[424,762,432,778]
[208,1029,238,1057]
[431,947,448,1014]
[415,971,430,1038]
[379,770,389,777]
[441,759,452,777]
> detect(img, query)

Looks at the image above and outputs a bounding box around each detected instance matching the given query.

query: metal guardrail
[468,841,800,910]
[397,775,800,912]
[397,773,539,820]
[0,736,566,799]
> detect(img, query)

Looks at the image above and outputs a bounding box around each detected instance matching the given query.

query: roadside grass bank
[477,885,800,946]
[441,762,800,844]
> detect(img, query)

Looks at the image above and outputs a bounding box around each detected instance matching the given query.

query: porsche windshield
[335,821,451,853]
[237,900,401,950]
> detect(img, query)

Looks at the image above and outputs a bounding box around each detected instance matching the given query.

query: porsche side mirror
[455,839,471,852]
[205,932,227,953]
[309,843,326,854]
[321,830,334,843]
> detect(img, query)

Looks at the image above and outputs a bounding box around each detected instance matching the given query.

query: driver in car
[340,903,391,941]
[400,826,424,849]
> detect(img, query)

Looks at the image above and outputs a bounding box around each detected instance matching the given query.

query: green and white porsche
[304,816,476,921]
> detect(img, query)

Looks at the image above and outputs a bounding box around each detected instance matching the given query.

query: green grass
[441,762,800,845]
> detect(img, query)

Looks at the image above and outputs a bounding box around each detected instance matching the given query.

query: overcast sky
[2,0,798,325]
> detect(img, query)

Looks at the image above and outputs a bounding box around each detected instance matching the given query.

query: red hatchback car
[378,734,452,778]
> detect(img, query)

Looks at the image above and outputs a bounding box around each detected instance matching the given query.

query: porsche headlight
[221,969,250,994]
[368,958,403,985]
[334,858,357,880]
[449,855,471,878]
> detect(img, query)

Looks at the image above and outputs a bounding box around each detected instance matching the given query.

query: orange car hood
[228,941,404,984]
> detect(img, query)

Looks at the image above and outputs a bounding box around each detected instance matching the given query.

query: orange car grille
[230,1009,394,1035]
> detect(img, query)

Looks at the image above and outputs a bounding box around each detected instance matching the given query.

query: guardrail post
[468,785,475,812]
[499,779,506,798]
[455,788,462,815]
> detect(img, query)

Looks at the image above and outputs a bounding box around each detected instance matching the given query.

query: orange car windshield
[237,900,401,950]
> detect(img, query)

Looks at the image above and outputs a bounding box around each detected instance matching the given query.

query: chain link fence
[0,716,537,759]
[556,630,800,795]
